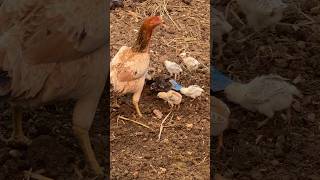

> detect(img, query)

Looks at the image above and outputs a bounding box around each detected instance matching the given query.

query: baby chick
[179,53,200,71]
[181,85,204,99]
[157,90,182,109]
[164,60,183,80]
[225,74,302,128]
[237,0,287,30]
[149,76,172,93]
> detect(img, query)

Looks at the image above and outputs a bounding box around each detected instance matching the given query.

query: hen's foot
[6,135,32,148]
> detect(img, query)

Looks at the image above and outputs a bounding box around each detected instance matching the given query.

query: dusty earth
[110,0,210,179]
[212,0,320,179]
[0,98,108,179]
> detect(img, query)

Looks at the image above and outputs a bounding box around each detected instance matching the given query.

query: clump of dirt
[212,0,320,179]
[110,0,210,179]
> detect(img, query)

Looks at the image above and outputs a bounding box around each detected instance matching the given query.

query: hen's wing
[0,0,107,64]
[245,75,291,104]
[111,46,150,82]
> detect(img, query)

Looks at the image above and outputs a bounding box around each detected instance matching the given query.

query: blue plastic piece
[211,66,233,92]
[169,79,183,91]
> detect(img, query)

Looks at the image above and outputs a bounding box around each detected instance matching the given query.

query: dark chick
[110,0,124,10]
[149,76,172,93]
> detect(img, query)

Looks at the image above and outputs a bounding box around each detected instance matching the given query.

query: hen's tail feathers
[0,71,10,101]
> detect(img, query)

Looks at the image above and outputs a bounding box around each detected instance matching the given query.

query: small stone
[163,138,169,143]
[9,149,22,158]
[158,167,167,174]
[182,0,192,5]
[306,113,316,122]
[153,109,163,119]
[133,171,139,178]
[186,123,193,130]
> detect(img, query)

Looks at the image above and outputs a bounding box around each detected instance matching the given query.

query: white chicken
[0,0,107,176]
[157,90,182,108]
[179,52,200,71]
[237,0,288,30]
[164,60,183,80]
[180,85,204,99]
[224,74,302,127]
[212,8,233,67]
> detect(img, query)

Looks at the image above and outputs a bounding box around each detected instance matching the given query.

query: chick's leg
[73,96,103,176]
[133,92,143,117]
[7,106,31,146]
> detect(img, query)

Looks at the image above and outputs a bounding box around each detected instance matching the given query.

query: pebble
[153,109,163,119]
[9,149,22,158]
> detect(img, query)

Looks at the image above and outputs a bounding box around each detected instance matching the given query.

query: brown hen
[110,16,162,117]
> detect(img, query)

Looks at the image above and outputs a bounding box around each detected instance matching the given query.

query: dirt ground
[212,0,320,179]
[0,99,108,179]
[110,0,210,179]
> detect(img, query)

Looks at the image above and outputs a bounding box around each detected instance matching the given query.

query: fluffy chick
[237,0,287,30]
[157,90,182,108]
[181,85,204,99]
[164,60,183,80]
[180,53,200,71]
[225,74,302,122]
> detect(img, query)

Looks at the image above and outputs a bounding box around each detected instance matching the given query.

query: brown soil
[0,100,107,179]
[110,0,210,179]
[212,0,320,179]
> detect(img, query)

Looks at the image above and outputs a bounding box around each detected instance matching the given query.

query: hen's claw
[6,135,32,147]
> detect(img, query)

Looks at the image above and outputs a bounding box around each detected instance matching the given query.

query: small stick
[24,171,54,180]
[118,116,154,131]
[158,112,173,141]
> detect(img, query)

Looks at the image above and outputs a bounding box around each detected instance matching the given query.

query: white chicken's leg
[133,91,143,117]
[7,106,31,146]
[72,96,103,176]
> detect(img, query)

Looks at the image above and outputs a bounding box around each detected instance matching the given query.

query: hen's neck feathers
[132,24,154,53]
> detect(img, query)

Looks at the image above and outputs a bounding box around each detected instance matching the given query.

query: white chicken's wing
[0,0,107,64]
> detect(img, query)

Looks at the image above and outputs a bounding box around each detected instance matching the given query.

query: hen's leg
[133,92,143,117]
[7,106,31,146]
[72,96,103,176]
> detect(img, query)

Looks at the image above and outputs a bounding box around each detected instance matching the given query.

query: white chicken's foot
[257,118,270,129]
[6,106,32,147]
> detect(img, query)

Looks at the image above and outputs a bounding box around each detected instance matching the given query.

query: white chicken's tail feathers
[261,74,302,98]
